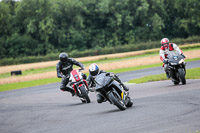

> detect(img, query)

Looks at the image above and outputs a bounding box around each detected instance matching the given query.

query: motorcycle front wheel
[178,68,186,85]
[79,86,91,103]
[108,91,126,111]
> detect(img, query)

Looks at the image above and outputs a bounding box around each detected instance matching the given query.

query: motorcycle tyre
[178,68,186,85]
[108,91,126,111]
[173,81,180,85]
[79,86,91,103]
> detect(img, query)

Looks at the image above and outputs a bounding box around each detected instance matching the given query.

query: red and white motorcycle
[68,69,90,103]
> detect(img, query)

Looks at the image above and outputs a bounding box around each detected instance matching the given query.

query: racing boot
[61,86,75,96]
[96,93,106,103]
[69,89,75,96]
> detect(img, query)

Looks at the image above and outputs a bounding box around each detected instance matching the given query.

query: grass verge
[110,57,200,73]
[128,67,200,84]
[0,78,60,92]
[1,44,200,76]
[0,63,162,91]
[1,58,199,92]
[1,54,199,79]
[0,53,157,79]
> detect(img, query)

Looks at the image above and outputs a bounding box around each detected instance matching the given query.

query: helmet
[161,38,169,47]
[89,63,99,76]
[59,52,68,63]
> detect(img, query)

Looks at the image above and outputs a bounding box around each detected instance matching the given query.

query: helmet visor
[162,43,169,47]
[60,57,68,62]
[90,70,99,76]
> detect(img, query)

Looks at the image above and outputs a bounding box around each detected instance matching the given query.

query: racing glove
[62,74,69,79]
[62,75,66,79]
[82,66,85,70]
[106,72,115,77]
[163,59,168,64]
[79,66,85,71]
[181,53,186,58]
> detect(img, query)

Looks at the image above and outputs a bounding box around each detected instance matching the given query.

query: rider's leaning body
[87,63,129,103]
[56,52,85,96]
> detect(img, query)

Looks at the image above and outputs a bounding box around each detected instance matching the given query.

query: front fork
[73,83,88,97]
[108,87,128,104]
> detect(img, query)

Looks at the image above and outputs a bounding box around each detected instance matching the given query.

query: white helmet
[89,63,99,76]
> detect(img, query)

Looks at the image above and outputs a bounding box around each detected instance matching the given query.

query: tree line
[0,0,200,59]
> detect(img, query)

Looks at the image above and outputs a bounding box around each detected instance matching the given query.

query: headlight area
[179,59,185,64]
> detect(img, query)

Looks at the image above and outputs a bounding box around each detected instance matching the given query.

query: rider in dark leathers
[56,52,85,96]
[87,63,129,103]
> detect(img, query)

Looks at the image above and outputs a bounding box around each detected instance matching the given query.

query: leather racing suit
[159,43,183,77]
[87,70,129,103]
[56,58,84,94]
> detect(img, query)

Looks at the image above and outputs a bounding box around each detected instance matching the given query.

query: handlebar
[78,69,83,72]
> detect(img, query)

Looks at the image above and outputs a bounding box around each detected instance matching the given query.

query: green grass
[0,66,56,78]
[83,46,200,65]
[109,57,200,74]
[0,78,60,92]
[0,49,199,91]
[0,53,158,79]
[1,52,199,79]
[0,63,162,92]
[1,59,199,92]
[109,63,162,73]
[1,58,200,91]
[1,46,199,78]
[128,67,200,84]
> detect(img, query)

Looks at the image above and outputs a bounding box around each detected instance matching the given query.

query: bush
[1,36,200,66]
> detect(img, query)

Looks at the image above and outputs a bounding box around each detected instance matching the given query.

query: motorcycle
[68,69,91,103]
[94,73,133,111]
[167,54,186,85]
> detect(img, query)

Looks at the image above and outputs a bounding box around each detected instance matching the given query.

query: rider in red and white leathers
[159,38,186,78]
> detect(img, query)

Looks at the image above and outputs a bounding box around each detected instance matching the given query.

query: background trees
[0,0,200,59]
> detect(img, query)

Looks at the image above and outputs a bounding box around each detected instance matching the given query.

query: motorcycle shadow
[98,109,121,114]
[67,101,94,107]
[98,106,134,114]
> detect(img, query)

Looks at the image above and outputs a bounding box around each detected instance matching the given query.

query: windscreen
[168,54,184,63]
[95,73,112,89]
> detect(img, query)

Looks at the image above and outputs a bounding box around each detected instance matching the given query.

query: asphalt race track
[0,60,200,133]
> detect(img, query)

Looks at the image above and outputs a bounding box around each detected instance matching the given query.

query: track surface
[0,60,200,133]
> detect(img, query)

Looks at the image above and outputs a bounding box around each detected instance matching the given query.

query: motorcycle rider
[87,63,129,103]
[160,38,186,78]
[56,52,85,96]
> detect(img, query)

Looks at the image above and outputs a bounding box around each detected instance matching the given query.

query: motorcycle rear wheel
[108,91,126,111]
[79,86,91,103]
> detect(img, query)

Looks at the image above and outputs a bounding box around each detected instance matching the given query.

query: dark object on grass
[11,70,22,76]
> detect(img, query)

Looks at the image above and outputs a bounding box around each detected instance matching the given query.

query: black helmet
[59,52,68,63]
